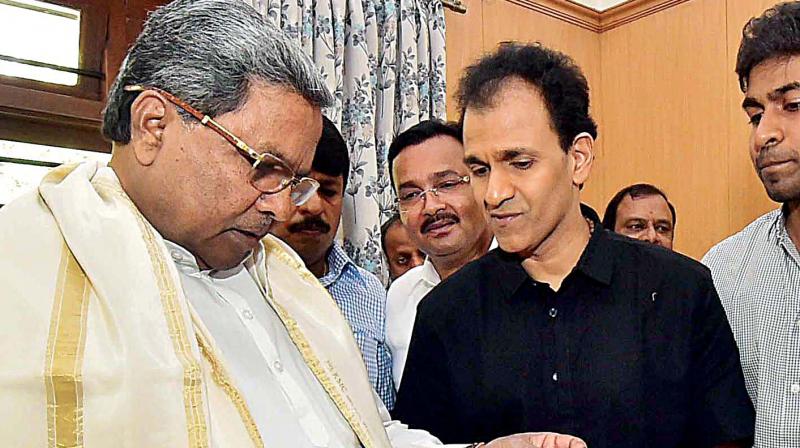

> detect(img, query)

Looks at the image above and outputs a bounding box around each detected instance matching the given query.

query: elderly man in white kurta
[0,1,585,447]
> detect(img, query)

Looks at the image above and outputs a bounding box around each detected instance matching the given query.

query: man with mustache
[271,116,396,409]
[385,119,494,389]
[703,3,800,446]
[392,42,755,447]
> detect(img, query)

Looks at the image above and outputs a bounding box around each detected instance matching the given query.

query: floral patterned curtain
[246,0,447,279]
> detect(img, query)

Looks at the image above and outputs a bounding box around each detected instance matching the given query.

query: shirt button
[242,309,254,320]
[791,384,800,394]
[552,372,558,382]
[170,250,183,261]
[273,360,284,372]
[549,308,558,318]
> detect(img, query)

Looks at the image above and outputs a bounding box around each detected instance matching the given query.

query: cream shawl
[0,162,391,448]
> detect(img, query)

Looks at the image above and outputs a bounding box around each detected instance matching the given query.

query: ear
[129,90,172,166]
[569,132,594,187]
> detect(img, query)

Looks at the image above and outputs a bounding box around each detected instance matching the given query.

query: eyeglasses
[123,85,319,206]
[396,175,471,211]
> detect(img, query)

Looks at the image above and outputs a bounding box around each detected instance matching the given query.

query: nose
[753,110,784,152]
[641,225,658,244]
[421,190,446,216]
[299,191,323,216]
[255,188,295,222]
[483,171,514,209]
[410,251,425,268]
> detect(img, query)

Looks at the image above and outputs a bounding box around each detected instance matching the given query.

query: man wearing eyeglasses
[385,119,494,389]
[0,1,585,447]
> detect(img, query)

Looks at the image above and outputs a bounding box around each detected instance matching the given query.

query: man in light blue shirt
[271,116,395,409]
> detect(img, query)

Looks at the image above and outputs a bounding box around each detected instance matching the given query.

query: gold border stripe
[195,332,265,448]
[95,180,209,448]
[262,239,374,448]
[45,243,90,448]
[134,210,208,447]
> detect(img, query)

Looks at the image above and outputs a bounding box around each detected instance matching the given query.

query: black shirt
[393,210,754,447]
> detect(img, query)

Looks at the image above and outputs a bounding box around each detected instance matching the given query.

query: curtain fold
[249,0,447,278]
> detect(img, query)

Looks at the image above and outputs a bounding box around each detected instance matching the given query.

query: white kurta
[167,241,358,447]
[0,162,469,448]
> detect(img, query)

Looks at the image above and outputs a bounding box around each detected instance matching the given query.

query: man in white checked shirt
[703,2,800,446]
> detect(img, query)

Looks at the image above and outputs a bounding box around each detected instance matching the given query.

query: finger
[567,436,588,448]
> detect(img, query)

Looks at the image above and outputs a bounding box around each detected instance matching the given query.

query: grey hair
[102,0,333,143]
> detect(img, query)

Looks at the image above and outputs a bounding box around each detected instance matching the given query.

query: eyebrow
[742,81,800,109]
[464,148,532,165]
[431,170,462,180]
[496,148,530,162]
[317,178,341,189]
[464,155,485,165]
[770,81,800,101]
[397,180,420,190]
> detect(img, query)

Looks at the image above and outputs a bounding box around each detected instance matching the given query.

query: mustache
[237,217,274,239]
[421,210,459,234]
[287,216,331,234]
[757,148,793,169]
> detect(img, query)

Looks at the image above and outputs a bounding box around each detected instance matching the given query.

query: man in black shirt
[392,42,755,448]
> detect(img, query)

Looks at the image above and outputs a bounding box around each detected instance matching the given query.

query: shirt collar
[420,257,441,287]
[163,239,257,278]
[772,204,792,245]
[488,203,612,300]
[319,241,352,287]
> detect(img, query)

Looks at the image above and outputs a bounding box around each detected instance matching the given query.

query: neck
[431,227,493,280]
[785,200,800,250]
[306,252,329,278]
[520,206,591,292]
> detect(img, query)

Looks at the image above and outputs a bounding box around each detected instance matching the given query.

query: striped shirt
[703,208,800,447]
[319,242,396,410]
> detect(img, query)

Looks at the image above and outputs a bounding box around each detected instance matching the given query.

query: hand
[484,432,588,448]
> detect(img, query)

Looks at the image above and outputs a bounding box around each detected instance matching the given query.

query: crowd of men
[1,0,799,447]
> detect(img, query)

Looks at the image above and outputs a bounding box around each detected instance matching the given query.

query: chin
[764,183,800,203]
[204,250,252,271]
[496,237,527,255]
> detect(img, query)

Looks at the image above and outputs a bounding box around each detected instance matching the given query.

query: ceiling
[569,0,630,11]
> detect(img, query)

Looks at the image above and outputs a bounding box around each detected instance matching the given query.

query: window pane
[0,140,110,205]
[0,0,81,85]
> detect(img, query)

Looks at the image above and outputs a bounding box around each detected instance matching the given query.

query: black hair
[380,212,403,256]
[736,2,800,92]
[387,119,462,189]
[312,116,350,190]
[602,183,677,230]
[456,41,597,151]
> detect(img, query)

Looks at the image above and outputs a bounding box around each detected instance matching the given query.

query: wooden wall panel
[599,0,729,259]
[442,0,790,259]
[725,0,780,234]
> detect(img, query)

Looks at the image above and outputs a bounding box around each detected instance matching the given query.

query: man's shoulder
[607,231,709,276]
[702,209,780,267]
[387,264,429,298]
[415,251,501,319]
[348,263,386,295]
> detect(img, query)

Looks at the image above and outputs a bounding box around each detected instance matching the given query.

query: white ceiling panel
[569,0,631,11]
